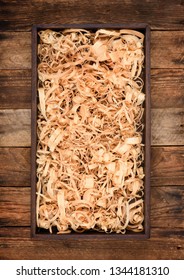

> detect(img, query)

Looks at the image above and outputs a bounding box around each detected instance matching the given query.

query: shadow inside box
[35,226,147,239]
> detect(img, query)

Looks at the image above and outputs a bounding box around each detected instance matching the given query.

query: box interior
[31,24,150,239]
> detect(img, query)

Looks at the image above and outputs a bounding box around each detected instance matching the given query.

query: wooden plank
[0,237,184,260]
[1,69,184,109]
[0,70,31,109]
[0,227,30,238]
[0,0,31,32]
[0,148,30,186]
[1,108,183,147]
[0,187,30,227]
[0,147,183,187]
[0,109,31,146]
[0,31,184,69]
[151,69,184,109]
[151,186,184,228]
[151,147,184,186]
[151,31,184,69]
[0,32,31,69]
[151,108,184,146]
[0,186,184,228]
[0,0,184,31]
[151,228,184,239]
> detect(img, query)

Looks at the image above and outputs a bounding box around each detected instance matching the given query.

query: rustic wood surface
[0,0,184,260]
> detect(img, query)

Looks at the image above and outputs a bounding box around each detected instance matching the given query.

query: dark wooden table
[0,0,184,260]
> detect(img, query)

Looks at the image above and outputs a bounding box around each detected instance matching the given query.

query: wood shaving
[36,28,145,234]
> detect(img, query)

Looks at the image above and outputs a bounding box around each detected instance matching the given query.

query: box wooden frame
[31,24,151,239]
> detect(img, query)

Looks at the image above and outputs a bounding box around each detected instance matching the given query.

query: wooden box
[31,24,151,239]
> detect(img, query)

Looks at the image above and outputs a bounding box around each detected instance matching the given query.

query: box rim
[31,23,151,239]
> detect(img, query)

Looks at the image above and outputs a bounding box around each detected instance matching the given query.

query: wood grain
[151,108,184,146]
[0,148,30,186]
[0,187,30,227]
[0,31,184,70]
[151,69,184,109]
[151,147,184,186]
[151,31,184,69]
[1,147,183,187]
[0,0,184,31]
[1,108,183,147]
[0,227,30,239]
[0,69,183,109]
[0,32,31,69]
[0,0,184,261]
[0,186,183,228]
[0,70,31,109]
[0,109,31,146]
[151,186,184,228]
[0,236,183,260]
